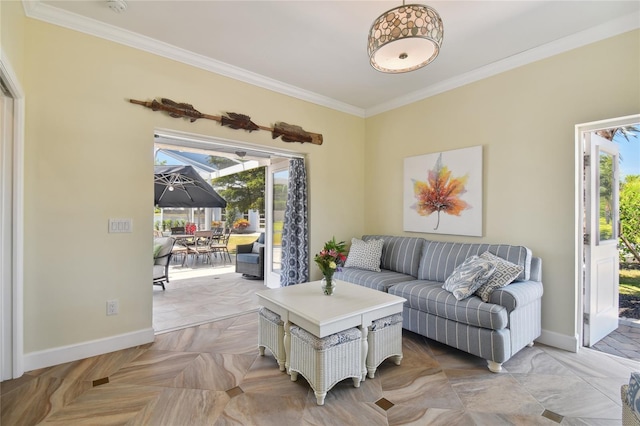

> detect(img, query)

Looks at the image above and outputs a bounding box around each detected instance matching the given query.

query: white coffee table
[256,280,406,383]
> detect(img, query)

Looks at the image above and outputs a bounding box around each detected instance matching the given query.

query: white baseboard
[536,328,579,353]
[23,328,155,372]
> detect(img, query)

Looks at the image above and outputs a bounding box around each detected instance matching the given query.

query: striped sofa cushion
[388,280,509,331]
[417,241,532,282]
[362,235,424,277]
[334,268,414,292]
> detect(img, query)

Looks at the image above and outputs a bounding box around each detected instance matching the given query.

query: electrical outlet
[106,299,119,316]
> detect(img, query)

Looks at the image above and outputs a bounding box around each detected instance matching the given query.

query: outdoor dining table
[170,231,225,266]
[171,232,224,241]
[170,233,195,240]
[168,234,193,247]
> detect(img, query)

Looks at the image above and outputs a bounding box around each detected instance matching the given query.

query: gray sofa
[334,235,543,372]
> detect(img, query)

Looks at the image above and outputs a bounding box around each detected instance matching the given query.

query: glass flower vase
[321,276,336,296]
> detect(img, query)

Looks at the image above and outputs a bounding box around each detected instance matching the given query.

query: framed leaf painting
[404,145,483,237]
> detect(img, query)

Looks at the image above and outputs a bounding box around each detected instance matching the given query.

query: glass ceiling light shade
[368,3,443,73]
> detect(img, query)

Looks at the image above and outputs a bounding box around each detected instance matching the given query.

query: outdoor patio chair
[153,236,176,290]
[171,242,189,266]
[170,226,185,235]
[211,226,224,242]
[235,232,265,279]
[186,230,215,265]
[211,228,233,264]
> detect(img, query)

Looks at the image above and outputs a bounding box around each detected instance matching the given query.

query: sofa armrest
[153,252,172,266]
[529,257,542,282]
[237,243,254,254]
[489,280,543,313]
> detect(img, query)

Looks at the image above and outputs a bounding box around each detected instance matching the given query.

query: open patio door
[264,159,290,288]
[583,132,620,346]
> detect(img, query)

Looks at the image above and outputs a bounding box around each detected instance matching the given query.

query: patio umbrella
[154,165,227,208]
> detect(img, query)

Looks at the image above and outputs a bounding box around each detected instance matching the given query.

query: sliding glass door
[264,160,289,287]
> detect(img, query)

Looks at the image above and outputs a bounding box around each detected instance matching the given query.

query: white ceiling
[25,1,640,117]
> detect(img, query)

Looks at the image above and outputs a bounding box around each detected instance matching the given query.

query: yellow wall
[20,19,364,354]
[1,0,26,78]
[365,30,640,339]
[3,6,639,363]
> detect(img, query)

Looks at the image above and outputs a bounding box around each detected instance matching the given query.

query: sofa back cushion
[417,241,532,282]
[362,235,424,277]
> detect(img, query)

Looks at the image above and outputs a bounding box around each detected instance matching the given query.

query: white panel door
[584,132,620,346]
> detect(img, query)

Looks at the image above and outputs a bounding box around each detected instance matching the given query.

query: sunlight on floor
[153,260,266,333]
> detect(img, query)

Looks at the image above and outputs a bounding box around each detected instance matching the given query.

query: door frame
[264,159,290,288]
[153,129,303,284]
[575,114,640,350]
[1,52,25,380]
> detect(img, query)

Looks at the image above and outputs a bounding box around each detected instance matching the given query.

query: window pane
[271,170,288,274]
[598,151,614,241]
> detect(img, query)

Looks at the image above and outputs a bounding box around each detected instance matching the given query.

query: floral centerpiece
[314,237,347,295]
[185,222,196,235]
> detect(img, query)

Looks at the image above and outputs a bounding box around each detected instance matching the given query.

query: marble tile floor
[3,310,639,425]
[161,258,640,363]
[592,319,640,362]
[153,261,266,333]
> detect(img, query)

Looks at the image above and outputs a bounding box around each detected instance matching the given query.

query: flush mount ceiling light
[367,2,444,73]
[107,0,127,13]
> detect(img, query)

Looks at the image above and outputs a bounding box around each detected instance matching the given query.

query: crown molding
[22,1,638,119]
[365,12,640,117]
[22,1,366,118]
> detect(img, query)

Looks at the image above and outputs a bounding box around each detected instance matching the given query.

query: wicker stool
[289,325,362,405]
[258,307,285,371]
[367,313,403,378]
[623,383,640,425]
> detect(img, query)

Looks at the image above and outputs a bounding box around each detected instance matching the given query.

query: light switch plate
[108,218,132,233]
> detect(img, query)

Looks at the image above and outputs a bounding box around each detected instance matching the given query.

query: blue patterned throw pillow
[474,251,524,302]
[442,255,496,300]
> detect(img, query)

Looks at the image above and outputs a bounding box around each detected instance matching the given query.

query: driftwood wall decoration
[129,98,323,145]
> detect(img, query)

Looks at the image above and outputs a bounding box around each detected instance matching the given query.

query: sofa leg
[527,341,534,347]
[487,360,502,373]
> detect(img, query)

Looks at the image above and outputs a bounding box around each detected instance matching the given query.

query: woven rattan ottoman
[622,384,640,426]
[289,325,362,405]
[366,313,403,378]
[258,307,286,371]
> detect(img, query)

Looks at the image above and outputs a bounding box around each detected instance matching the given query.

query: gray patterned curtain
[280,158,309,286]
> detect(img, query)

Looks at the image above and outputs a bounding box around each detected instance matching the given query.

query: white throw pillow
[252,242,265,253]
[344,238,384,272]
[474,251,524,302]
[442,255,496,300]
